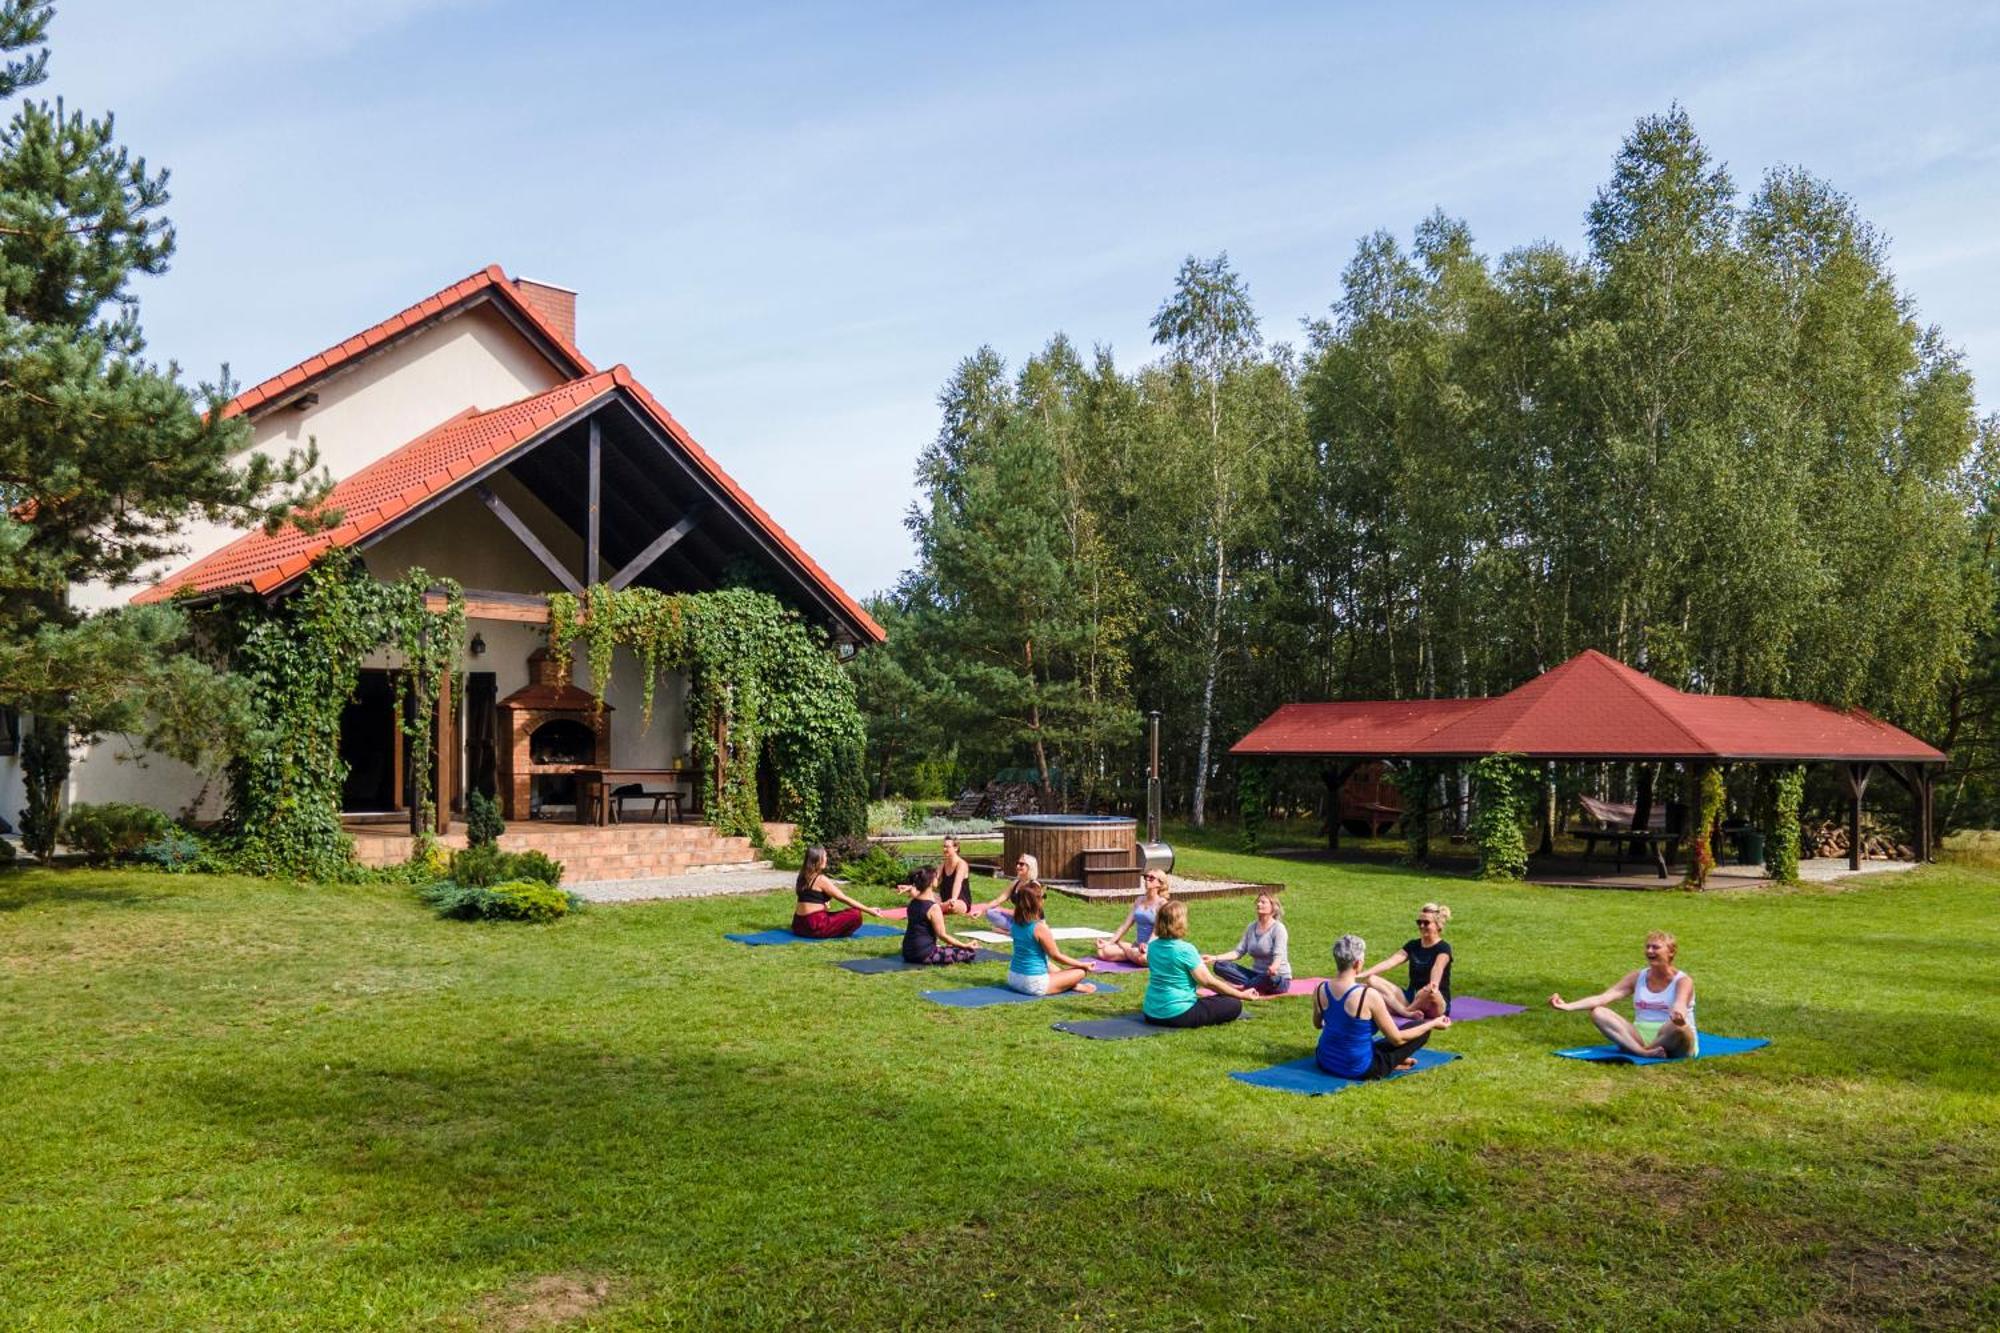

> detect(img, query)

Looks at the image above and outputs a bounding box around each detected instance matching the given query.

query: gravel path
[571,865,792,903]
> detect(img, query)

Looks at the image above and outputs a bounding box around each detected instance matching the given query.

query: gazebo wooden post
[1323,761,1359,851]
[1920,766,1936,861]
[1843,762,1873,872]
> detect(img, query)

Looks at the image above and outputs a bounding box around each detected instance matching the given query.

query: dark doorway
[466,672,498,800]
[339,670,400,811]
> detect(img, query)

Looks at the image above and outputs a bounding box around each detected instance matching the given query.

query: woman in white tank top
[1548,930,1698,1058]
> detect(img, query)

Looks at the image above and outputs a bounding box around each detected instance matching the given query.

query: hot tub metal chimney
[1146,710,1162,844]
[1139,710,1173,876]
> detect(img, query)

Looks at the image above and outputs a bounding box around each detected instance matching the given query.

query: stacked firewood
[1802,817,1913,861]
[944,781,1068,819]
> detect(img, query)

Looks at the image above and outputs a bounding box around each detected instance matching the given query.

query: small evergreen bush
[420,878,579,923]
[448,842,564,888]
[466,791,504,847]
[136,829,204,873]
[61,803,173,861]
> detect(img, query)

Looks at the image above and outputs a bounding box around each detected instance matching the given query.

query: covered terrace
[1231,650,1946,878]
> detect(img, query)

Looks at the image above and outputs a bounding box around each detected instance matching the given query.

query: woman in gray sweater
[1204,892,1292,995]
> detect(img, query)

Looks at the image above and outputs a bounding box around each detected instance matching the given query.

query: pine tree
[0,4,322,837]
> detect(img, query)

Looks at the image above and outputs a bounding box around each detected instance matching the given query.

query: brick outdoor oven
[498,647,611,820]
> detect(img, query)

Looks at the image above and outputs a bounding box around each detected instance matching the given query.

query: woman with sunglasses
[1359,902,1453,1019]
[1095,869,1171,965]
[969,851,1039,930]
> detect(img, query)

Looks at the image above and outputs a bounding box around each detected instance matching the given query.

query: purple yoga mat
[1396,995,1526,1026]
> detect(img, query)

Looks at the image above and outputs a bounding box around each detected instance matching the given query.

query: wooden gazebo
[1230,650,1947,869]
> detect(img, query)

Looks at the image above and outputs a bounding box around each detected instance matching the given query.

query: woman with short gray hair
[1314,932,1452,1079]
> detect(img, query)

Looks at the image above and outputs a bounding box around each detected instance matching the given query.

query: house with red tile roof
[15,266,881,827]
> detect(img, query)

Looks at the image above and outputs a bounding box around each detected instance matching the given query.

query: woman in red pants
[791,845,888,938]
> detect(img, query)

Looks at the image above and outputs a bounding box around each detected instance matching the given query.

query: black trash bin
[1737,829,1765,866]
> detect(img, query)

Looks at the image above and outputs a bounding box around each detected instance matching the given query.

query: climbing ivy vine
[1235,760,1268,852]
[225,552,463,880]
[545,584,866,844]
[1681,764,1727,889]
[1764,765,1804,883]
[1470,754,1538,880]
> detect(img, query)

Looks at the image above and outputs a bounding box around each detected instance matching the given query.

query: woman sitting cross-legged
[900,866,981,966]
[1359,901,1453,1019]
[1096,870,1171,965]
[790,845,889,939]
[1314,933,1452,1079]
[1203,891,1292,994]
[970,852,1038,931]
[1548,930,1698,1058]
[1143,900,1271,1028]
[1005,880,1099,997]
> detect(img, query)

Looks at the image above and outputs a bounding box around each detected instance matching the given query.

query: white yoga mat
[963,926,1112,945]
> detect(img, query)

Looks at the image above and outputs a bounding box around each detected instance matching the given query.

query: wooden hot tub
[1003,814,1138,884]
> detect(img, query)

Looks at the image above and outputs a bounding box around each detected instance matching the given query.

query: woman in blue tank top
[1096,870,1170,965]
[1314,933,1452,1080]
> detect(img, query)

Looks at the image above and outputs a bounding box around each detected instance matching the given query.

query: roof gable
[138,367,885,643]
[223,265,593,421]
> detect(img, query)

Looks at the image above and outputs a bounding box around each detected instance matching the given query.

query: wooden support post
[586,419,601,584]
[1844,762,1872,872]
[477,483,583,594]
[435,669,454,836]
[1322,761,1359,851]
[1907,763,1935,862]
[608,506,705,591]
[391,685,405,815]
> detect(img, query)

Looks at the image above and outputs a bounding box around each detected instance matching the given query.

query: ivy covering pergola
[1230,650,1947,871]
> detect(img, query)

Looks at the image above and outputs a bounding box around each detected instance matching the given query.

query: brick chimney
[512,277,577,346]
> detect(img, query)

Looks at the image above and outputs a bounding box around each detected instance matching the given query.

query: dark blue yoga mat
[1554,1034,1769,1065]
[725,924,901,947]
[920,983,1120,1008]
[837,949,1008,973]
[1230,1049,1459,1095]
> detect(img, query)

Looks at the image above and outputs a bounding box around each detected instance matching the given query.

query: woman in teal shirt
[1142,900,1269,1027]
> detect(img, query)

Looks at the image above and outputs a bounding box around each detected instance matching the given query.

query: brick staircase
[349,819,790,883]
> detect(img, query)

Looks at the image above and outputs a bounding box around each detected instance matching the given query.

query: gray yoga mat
[836,949,1008,974]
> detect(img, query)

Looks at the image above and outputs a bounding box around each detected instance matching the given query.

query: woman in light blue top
[1096,870,1170,965]
[1004,881,1099,997]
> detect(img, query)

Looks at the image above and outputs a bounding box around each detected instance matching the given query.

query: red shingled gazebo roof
[1230,650,1944,765]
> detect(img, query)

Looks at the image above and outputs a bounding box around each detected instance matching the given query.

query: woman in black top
[1360,901,1453,1019]
[901,867,980,965]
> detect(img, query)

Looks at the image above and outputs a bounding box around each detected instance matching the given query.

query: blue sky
[46,1,2000,598]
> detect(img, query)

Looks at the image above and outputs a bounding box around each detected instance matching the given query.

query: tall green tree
[0,4,321,803]
[1146,253,1280,824]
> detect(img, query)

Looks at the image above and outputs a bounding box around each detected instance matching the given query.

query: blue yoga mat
[837,949,1008,973]
[1554,1034,1769,1065]
[725,924,902,947]
[920,982,1121,1008]
[1230,1048,1460,1095]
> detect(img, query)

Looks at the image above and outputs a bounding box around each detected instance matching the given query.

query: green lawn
[2,848,1995,1330]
